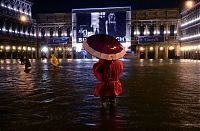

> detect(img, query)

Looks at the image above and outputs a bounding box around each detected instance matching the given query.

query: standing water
[0,59,199,130]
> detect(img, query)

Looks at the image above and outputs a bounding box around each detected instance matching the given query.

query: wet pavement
[0,59,200,131]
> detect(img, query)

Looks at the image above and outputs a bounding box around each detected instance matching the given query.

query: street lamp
[185,0,195,9]
[20,15,28,23]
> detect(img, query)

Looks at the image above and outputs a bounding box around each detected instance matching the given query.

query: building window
[67,27,70,37]
[170,25,175,36]
[32,28,35,36]
[58,28,62,37]
[131,26,134,37]
[140,25,144,36]
[41,28,45,37]
[149,25,154,36]
[50,28,53,37]
[160,25,164,36]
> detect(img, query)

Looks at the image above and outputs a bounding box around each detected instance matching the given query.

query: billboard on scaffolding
[72,7,131,58]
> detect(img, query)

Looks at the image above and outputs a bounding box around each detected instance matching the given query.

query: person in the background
[24,57,31,69]
[20,55,24,65]
[105,13,117,37]
[50,53,59,67]
[93,59,123,108]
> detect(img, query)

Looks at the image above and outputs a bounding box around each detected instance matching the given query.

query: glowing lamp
[185,0,194,9]
[20,15,28,22]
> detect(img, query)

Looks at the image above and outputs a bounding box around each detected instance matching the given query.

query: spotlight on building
[169,46,175,50]
[149,47,154,51]
[18,47,21,50]
[28,47,31,51]
[159,47,164,51]
[23,46,27,51]
[5,46,10,50]
[41,47,48,53]
[12,46,16,50]
[139,47,145,52]
[32,47,36,51]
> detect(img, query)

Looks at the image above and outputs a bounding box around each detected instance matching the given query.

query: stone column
[165,46,168,59]
[145,46,148,59]
[63,46,66,59]
[176,44,181,59]
[155,45,158,59]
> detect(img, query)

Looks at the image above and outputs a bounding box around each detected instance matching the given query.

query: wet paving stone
[0,59,200,130]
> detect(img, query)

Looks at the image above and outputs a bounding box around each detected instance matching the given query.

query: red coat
[93,59,123,97]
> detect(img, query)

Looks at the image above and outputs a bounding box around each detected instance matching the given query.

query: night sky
[29,0,182,15]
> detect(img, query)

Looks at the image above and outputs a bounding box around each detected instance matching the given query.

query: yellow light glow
[5,46,10,50]
[32,47,35,51]
[149,47,154,51]
[139,47,145,51]
[0,46,3,49]
[23,47,26,50]
[159,47,164,51]
[12,46,16,50]
[18,47,21,50]
[28,47,31,51]
[59,48,62,51]
[169,46,174,50]
[20,15,28,22]
[185,0,194,9]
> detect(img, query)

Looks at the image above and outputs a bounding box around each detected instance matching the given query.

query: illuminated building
[0,1,186,60]
[180,0,200,59]
[36,13,72,59]
[131,8,181,59]
[0,0,37,59]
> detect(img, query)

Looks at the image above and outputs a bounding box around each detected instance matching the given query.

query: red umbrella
[83,34,126,60]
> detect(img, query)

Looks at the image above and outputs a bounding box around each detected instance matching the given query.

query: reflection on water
[0,59,200,130]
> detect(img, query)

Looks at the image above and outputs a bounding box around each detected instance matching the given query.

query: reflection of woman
[105,13,117,37]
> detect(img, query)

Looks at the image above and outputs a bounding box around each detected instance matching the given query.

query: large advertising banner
[76,11,126,43]
[72,7,131,58]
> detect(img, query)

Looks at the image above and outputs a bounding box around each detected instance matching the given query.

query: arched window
[160,25,164,36]
[50,28,53,37]
[12,23,16,32]
[170,25,175,36]
[67,27,70,37]
[28,26,31,34]
[149,25,154,36]
[0,18,4,30]
[140,25,144,36]
[41,28,45,37]
[58,28,62,37]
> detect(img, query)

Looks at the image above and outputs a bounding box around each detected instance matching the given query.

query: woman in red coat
[93,59,123,108]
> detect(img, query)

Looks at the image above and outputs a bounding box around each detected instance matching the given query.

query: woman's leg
[108,96,116,107]
[100,96,108,108]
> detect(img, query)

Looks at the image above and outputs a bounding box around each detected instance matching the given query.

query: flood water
[0,59,200,130]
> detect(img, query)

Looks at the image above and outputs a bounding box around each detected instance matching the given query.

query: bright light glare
[169,46,175,50]
[159,47,164,51]
[20,15,27,22]
[185,0,194,9]
[41,47,48,53]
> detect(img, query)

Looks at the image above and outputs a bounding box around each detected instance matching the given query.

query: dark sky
[29,0,182,15]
